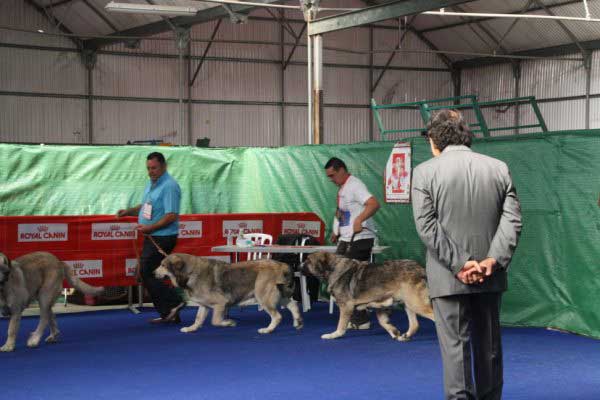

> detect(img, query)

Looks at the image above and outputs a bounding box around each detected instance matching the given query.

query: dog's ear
[314,252,335,276]
[0,253,10,282]
[302,253,320,278]
[169,255,185,272]
[313,252,334,277]
[325,252,337,268]
[0,253,10,268]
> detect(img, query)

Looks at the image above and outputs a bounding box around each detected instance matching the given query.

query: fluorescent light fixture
[423,10,600,23]
[104,1,198,16]
[37,29,44,33]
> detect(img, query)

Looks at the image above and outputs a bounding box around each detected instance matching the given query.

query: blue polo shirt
[138,171,181,236]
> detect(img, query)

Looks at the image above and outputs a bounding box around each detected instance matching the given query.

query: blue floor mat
[0,303,598,400]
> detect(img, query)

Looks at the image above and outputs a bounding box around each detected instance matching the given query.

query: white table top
[211,244,389,254]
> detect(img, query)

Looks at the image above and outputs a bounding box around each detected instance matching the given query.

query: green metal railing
[372,95,548,140]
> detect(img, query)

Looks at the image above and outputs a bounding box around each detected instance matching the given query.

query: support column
[176,28,191,145]
[451,67,461,104]
[312,34,323,145]
[512,62,521,135]
[280,10,285,147]
[81,49,97,144]
[307,29,313,144]
[368,25,374,141]
[584,51,592,130]
[187,39,193,145]
[302,0,320,145]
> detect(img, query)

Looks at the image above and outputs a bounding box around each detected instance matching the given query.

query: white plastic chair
[296,236,312,312]
[242,233,273,260]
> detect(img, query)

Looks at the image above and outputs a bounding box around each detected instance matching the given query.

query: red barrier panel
[0,213,325,287]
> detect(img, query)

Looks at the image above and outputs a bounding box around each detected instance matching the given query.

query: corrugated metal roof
[19,0,600,64]
[480,10,573,53]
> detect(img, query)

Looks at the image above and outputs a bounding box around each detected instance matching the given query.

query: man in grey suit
[411,109,522,400]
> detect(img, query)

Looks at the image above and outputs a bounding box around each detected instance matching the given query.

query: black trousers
[141,235,183,318]
[336,238,374,261]
[336,238,375,325]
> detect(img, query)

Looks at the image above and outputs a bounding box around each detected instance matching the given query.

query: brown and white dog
[155,253,303,334]
[0,252,104,352]
[302,251,434,341]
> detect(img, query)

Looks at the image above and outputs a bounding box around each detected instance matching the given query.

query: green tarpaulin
[1,130,599,338]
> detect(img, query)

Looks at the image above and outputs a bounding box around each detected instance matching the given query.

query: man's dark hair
[426,109,473,152]
[324,157,347,171]
[147,152,166,165]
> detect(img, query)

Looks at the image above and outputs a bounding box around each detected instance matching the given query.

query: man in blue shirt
[118,152,184,324]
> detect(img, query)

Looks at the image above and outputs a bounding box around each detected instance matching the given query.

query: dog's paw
[180,325,199,333]
[321,332,342,340]
[26,338,41,348]
[396,333,411,342]
[258,327,274,334]
[294,320,304,330]
[221,319,237,327]
[0,343,15,352]
[45,334,60,344]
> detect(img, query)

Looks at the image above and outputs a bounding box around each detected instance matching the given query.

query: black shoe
[148,314,181,325]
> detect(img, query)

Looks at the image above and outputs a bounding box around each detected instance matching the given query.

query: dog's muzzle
[154,266,167,279]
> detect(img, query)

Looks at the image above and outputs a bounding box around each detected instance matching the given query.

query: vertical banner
[384,142,412,203]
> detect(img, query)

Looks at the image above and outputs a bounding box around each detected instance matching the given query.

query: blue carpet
[0,303,598,400]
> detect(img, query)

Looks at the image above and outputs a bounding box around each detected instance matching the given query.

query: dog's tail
[276,264,295,300]
[62,263,104,296]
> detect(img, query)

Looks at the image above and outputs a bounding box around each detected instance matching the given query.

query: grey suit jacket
[411,145,522,298]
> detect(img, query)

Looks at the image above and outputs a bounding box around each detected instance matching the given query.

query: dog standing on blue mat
[155,253,303,334]
[0,252,104,352]
[302,251,434,341]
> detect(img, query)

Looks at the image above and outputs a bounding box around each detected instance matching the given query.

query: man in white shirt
[324,157,380,329]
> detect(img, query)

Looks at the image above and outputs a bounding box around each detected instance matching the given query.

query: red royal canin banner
[0,213,325,287]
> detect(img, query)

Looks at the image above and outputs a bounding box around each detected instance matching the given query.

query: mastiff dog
[0,252,104,352]
[303,251,434,341]
[155,253,303,334]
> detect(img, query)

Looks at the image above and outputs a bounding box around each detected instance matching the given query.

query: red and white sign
[1,213,324,287]
[91,223,137,240]
[222,220,263,237]
[281,220,321,237]
[18,223,68,242]
[178,221,202,238]
[125,258,138,277]
[385,142,412,203]
[65,260,103,278]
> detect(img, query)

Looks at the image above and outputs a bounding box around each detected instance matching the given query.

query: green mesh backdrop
[1,130,599,338]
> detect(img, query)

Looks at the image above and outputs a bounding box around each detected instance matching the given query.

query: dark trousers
[141,235,183,318]
[336,238,374,261]
[432,293,503,400]
[336,238,374,325]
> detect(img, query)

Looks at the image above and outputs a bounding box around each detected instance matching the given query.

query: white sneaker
[346,321,371,330]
